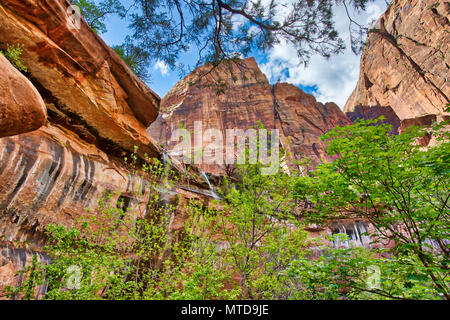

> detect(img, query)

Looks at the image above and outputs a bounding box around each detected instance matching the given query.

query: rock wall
[346,105,401,134]
[274,83,352,166]
[344,0,449,128]
[148,58,352,175]
[0,125,152,247]
[0,2,226,295]
[0,0,161,160]
[0,243,50,299]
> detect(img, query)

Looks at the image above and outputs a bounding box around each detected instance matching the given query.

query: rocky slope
[148,58,352,175]
[344,0,449,129]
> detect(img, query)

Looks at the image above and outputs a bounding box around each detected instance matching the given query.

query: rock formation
[346,105,401,134]
[0,0,161,161]
[148,58,352,175]
[344,0,449,130]
[273,83,352,166]
[0,54,47,138]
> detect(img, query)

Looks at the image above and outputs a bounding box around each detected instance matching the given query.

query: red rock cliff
[0,2,224,293]
[344,0,449,129]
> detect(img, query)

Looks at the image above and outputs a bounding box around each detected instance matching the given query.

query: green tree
[295,118,450,299]
[71,0,125,34]
[128,0,379,70]
[0,44,28,72]
[6,142,383,300]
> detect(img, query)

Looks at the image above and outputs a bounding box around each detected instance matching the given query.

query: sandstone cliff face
[346,105,401,134]
[0,0,165,254]
[0,2,222,291]
[149,58,277,175]
[0,244,50,298]
[148,58,352,175]
[344,0,449,127]
[0,54,47,138]
[274,83,352,166]
[0,125,152,247]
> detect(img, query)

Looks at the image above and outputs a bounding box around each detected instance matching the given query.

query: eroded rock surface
[344,0,449,124]
[0,0,169,269]
[0,0,161,160]
[274,83,352,166]
[0,125,152,248]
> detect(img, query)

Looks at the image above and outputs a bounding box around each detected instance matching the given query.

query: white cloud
[154,60,169,76]
[259,1,388,108]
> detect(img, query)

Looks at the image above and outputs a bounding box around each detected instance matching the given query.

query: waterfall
[158,149,175,207]
[200,171,221,200]
[162,149,169,167]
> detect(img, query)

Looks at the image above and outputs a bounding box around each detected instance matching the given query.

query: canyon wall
[344,0,449,130]
[0,0,166,245]
[148,58,352,175]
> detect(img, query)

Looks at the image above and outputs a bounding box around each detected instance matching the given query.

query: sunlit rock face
[0,0,161,161]
[0,54,47,138]
[344,0,449,133]
[148,58,352,175]
[0,0,165,251]
[346,105,401,134]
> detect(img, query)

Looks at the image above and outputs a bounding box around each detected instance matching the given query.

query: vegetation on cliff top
[6,118,449,300]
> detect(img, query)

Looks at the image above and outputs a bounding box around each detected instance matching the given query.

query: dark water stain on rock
[56,151,81,208]
[31,139,65,211]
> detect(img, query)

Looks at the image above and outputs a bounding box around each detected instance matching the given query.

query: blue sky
[99,0,388,107]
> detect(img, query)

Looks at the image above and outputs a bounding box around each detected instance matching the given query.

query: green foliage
[9,118,447,300]
[7,143,380,300]
[0,44,28,72]
[295,118,450,299]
